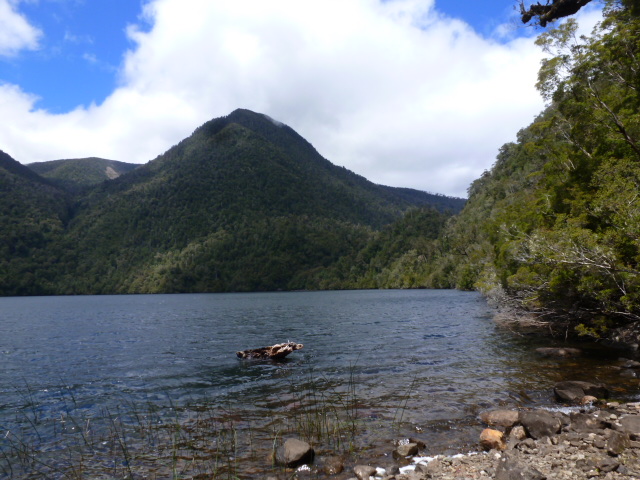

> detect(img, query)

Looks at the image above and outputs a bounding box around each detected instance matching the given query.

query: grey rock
[384,464,401,475]
[598,458,620,472]
[617,414,640,438]
[520,410,562,439]
[553,381,609,403]
[393,442,419,458]
[353,465,377,480]
[321,456,345,475]
[594,436,607,449]
[274,438,314,468]
[607,430,630,456]
[495,453,547,480]
[408,437,426,449]
[517,438,537,451]
[569,412,608,432]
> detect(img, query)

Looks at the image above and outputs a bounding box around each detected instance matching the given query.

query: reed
[282,363,361,452]
[1,368,368,479]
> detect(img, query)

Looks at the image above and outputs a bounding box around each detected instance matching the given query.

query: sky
[0,0,603,198]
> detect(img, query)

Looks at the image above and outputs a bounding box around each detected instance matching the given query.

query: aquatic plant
[0,370,366,479]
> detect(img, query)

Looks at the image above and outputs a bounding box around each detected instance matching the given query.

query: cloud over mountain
[0,0,602,197]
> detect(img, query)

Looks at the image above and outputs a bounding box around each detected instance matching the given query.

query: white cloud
[0,0,601,197]
[0,0,40,56]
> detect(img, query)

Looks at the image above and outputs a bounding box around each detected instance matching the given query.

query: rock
[480,409,520,428]
[408,437,426,449]
[581,395,598,405]
[393,442,419,458]
[237,342,303,359]
[553,381,609,403]
[617,415,640,438]
[520,410,562,439]
[383,464,400,476]
[568,412,608,433]
[535,347,582,357]
[480,428,507,451]
[495,453,547,480]
[607,430,630,456]
[274,438,314,468]
[353,465,377,480]
[598,458,620,472]
[620,358,640,369]
[321,456,345,475]
[509,425,527,444]
[516,438,537,451]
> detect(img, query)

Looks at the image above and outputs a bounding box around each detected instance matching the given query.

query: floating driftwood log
[236,342,303,360]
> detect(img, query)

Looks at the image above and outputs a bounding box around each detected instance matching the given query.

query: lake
[1,290,637,478]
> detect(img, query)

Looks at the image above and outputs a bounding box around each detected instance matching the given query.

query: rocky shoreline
[271,401,640,480]
[266,360,640,480]
[259,345,640,480]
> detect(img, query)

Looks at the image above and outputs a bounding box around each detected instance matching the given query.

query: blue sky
[0,0,601,197]
[1,1,145,112]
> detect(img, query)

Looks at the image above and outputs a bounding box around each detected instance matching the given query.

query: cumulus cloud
[0,0,602,197]
[0,0,40,56]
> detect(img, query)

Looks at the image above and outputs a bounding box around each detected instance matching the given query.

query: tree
[520,0,593,27]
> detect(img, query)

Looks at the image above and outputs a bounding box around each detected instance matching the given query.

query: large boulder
[568,412,608,433]
[554,381,609,403]
[274,438,314,467]
[480,409,520,428]
[519,410,562,439]
[616,415,640,438]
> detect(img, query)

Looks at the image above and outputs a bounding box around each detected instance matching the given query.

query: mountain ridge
[27,157,139,191]
[0,109,463,295]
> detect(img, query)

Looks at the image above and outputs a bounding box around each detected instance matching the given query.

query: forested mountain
[0,151,69,294]
[27,158,139,191]
[431,1,640,339]
[0,110,464,295]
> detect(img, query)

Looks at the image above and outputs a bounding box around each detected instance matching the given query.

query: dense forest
[28,157,139,192]
[432,0,640,340]
[0,109,464,296]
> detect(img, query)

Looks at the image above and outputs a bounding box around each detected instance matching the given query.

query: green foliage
[0,111,460,295]
[436,3,640,336]
[27,158,139,192]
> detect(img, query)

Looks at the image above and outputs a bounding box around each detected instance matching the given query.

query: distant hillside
[59,109,457,293]
[0,109,464,295]
[27,157,139,191]
[0,150,69,295]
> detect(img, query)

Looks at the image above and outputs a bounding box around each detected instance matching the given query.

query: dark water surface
[1,290,637,477]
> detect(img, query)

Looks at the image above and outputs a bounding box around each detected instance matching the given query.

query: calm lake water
[1,290,638,478]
